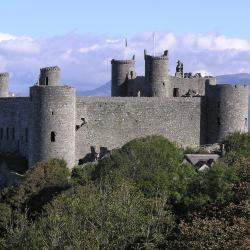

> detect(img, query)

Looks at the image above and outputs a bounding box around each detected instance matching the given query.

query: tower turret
[206,84,248,144]
[39,66,60,86]
[29,67,76,168]
[111,56,135,97]
[144,50,170,97]
[0,72,9,97]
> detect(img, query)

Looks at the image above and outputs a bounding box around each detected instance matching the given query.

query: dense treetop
[0,134,249,249]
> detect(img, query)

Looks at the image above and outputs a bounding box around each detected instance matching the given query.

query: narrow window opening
[6,127,9,140]
[45,77,49,85]
[217,117,221,126]
[162,82,165,86]
[51,131,56,142]
[51,111,54,115]
[0,128,3,140]
[173,88,180,97]
[245,118,248,128]
[217,101,221,108]
[25,128,28,142]
[12,127,15,140]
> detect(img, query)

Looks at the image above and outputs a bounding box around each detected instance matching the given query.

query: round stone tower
[39,66,60,86]
[0,72,9,97]
[144,50,170,97]
[206,84,248,144]
[29,66,76,168]
[111,57,135,97]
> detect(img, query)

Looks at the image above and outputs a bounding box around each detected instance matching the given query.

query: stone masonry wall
[0,98,30,157]
[75,97,204,161]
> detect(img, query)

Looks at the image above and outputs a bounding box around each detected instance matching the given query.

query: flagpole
[153,32,155,57]
[124,38,127,60]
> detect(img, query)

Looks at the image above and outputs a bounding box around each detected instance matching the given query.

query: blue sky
[0,0,250,94]
[1,0,250,39]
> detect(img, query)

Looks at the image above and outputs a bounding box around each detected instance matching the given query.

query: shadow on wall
[78,146,111,165]
[0,154,28,188]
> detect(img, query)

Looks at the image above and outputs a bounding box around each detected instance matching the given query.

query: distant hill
[78,74,250,97]
[77,81,111,96]
[217,73,250,84]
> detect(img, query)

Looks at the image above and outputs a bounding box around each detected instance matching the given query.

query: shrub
[93,135,188,197]
[4,181,175,249]
[223,132,250,163]
[71,163,96,185]
[1,159,70,216]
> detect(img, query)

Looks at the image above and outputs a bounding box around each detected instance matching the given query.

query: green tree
[1,159,70,216]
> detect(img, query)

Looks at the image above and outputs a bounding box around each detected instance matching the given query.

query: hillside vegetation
[0,134,249,249]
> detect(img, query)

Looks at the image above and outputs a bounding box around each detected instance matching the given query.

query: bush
[171,215,249,250]
[4,182,175,249]
[223,132,250,163]
[71,163,96,185]
[1,159,70,216]
[93,135,189,197]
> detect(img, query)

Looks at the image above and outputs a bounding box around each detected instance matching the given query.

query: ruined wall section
[169,76,216,97]
[0,98,30,157]
[126,75,216,98]
[75,97,203,161]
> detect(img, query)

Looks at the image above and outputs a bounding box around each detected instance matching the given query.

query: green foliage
[0,134,249,249]
[0,203,11,230]
[0,203,11,248]
[171,215,249,250]
[4,182,175,249]
[93,136,187,197]
[71,163,96,185]
[224,132,250,163]
[176,163,237,214]
[1,159,70,215]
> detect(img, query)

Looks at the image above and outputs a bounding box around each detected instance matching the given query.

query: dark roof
[185,154,220,166]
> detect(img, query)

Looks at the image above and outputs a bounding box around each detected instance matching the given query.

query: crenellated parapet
[0,72,9,79]
[40,66,60,72]
[111,59,135,65]
[39,66,61,86]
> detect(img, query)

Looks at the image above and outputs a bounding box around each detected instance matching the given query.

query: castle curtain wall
[75,97,202,161]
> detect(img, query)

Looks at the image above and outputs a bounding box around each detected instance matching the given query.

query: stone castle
[0,50,248,168]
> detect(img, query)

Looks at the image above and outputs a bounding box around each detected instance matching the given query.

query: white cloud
[78,44,100,54]
[0,32,250,95]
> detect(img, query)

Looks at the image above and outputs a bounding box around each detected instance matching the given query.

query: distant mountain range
[77,73,250,96]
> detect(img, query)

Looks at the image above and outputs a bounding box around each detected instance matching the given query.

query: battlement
[40,66,60,72]
[111,59,135,65]
[209,83,248,90]
[144,50,169,60]
[39,66,61,86]
[0,72,9,78]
